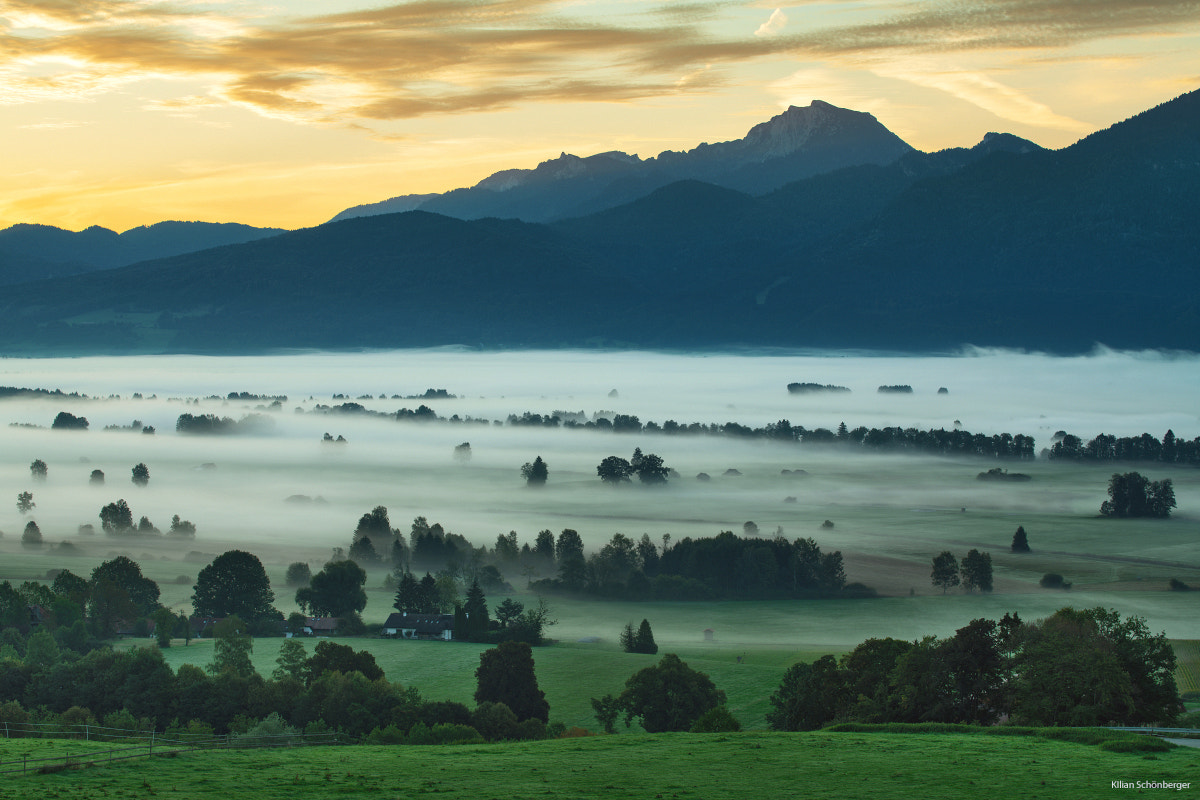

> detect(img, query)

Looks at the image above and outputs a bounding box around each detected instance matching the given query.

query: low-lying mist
[1,347,1196,641]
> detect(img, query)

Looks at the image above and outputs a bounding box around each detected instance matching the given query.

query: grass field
[123,631,1200,732]
[3,728,1197,800]
[1174,640,1200,695]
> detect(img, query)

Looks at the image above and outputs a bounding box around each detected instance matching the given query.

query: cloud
[783,0,1200,55]
[1,0,1197,127]
[755,8,787,38]
[879,62,1092,132]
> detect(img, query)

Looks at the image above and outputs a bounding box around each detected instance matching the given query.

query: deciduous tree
[960,549,993,593]
[475,641,549,722]
[99,499,134,535]
[767,655,848,731]
[192,550,279,624]
[207,615,255,677]
[596,456,633,485]
[616,653,724,732]
[296,560,367,618]
[931,551,960,594]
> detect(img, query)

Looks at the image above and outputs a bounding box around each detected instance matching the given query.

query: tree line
[1048,430,1200,465]
[0,631,558,744]
[765,607,1180,731]
[532,529,859,600]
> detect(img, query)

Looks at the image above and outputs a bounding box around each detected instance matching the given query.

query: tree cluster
[51,411,89,430]
[930,550,993,594]
[0,635,555,744]
[1048,429,1200,465]
[535,529,853,601]
[1100,472,1177,518]
[175,412,272,435]
[97,499,194,538]
[766,607,1180,730]
[619,619,658,654]
[596,448,670,485]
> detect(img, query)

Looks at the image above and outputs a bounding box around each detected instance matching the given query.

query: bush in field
[1040,573,1071,589]
[690,706,742,732]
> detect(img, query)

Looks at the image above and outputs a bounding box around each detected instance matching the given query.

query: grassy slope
[138,636,821,731]
[4,731,1198,800]
[131,632,1200,732]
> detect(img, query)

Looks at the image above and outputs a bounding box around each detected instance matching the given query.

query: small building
[383,611,454,641]
[304,617,340,636]
[703,628,715,642]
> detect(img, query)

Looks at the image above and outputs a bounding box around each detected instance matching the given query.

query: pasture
[2,728,1197,800]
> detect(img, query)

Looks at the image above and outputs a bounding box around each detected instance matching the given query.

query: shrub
[364,724,407,745]
[690,707,742,733]
[237,712,299,741]
[1039,573,1071,589]
[430,723,484,745]
[513,717,548,740]
[471,701,519,741]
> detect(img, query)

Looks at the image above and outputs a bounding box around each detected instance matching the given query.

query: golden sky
[3,0,1198,232]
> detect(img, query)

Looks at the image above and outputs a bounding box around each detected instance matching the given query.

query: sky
[2,0,1199,233]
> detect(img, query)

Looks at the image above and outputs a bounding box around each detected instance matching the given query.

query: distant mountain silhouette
[0,221,285,285]
[330,100,915,223]
[0,89,1196,355]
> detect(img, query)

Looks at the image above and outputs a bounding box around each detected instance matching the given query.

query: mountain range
[0,91,1196,355]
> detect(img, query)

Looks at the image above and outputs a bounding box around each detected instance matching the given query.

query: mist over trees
[1100,472,1177,518]
[531,529,854,600]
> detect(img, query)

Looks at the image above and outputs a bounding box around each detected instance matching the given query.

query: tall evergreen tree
[463,580,490,641]
[633,619,658,654]
[1011,526,1031,553]
[393,571,421,612]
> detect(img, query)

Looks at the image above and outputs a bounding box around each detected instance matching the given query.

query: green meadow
[3,729,1198,800]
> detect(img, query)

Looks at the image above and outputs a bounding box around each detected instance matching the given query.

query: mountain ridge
[329,100,917,224]
[0,88,1195,355]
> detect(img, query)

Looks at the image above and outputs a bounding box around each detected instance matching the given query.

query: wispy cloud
[1,0,1197,127]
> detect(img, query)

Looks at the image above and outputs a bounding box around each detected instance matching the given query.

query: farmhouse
[383,611,455,640]
[304,617,340,636]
